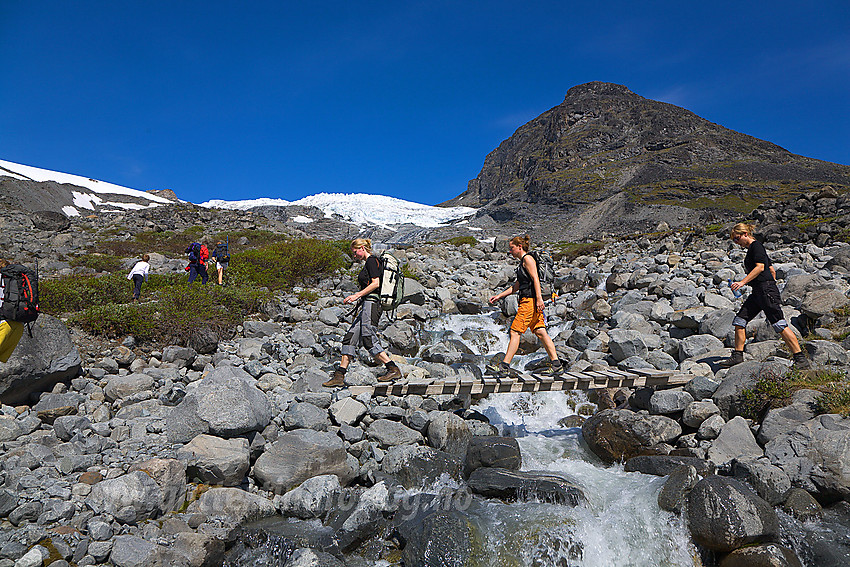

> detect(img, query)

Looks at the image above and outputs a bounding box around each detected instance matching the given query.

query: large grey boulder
[781,273,832,307]
[85,471,164,523]
[0,315,81,405]
[426,411,471,459]
[328,481,395,552]
[707,416,764,466]
[253,429,356,493]
[277,474,342,520]
[687,476,779,553]
[699,309,736,340]
[657,464,698,513]
[607,329,648,362]
[109,535,157,567]
[682,400,720,428]
[464,436,521,478]
[165,365,272,442]
[103,373,154,402]
[764,414,850,501]
[804,340,850,366]
[799,288,849,320]
[649,389,694,415]
[177,434,250,486]
[732,458,792,506]
[581,409,682,464]
[678,334,724,361]
[758,389,820,445]
[713,360,789,420]
[187,487,276,525]
[382,444,463,488]
[284,402,331,431]
[367,419,423,447]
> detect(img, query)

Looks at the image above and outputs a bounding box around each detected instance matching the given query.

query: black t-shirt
[744,240,773,284]
[516,254,535,298]
[358,256,382,291]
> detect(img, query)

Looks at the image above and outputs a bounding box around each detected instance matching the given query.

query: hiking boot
[537,360,564,377]
[377,365,402,382]
[492,362,519,378]
[719,350,744,369]
[322,369,346,388]
[792,351,811,370]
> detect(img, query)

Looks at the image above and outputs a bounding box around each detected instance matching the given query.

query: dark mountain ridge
[445,82,850,238]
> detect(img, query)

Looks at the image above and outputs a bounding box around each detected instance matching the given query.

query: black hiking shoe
[322,369,346,388]
[792,351,811,370]
[719,350,744,369]
[536,360,564,377]
[492,362,519,378]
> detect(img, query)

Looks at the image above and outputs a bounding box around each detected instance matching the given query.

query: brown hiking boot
[322,369,346,388]
[792,351,811,370]
[377,365,401,382]
[719,350,744,369]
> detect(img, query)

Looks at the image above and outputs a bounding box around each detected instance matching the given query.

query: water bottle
[728,279,743,298]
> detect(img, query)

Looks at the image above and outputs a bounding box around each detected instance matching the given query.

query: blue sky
[1,1,848,206]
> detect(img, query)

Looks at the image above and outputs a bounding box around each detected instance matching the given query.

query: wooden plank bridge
[348,367,692,397]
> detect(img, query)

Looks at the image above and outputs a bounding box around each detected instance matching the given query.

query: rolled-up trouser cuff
[732,316,748,328]
[771,319,788,332]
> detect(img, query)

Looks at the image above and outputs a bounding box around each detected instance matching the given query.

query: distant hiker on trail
[720,223,810,369]
[127,254,150,302]
[0,259,25,364]
[488,235,563,378]
[185,242,209,285]
[212,240,229,286]
[323,238,402,387]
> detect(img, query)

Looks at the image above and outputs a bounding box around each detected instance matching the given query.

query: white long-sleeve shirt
[127,261,150,281]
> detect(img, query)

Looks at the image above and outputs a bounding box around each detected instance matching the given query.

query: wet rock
[657,464,698,513]
[467,467,586,506]
[397,509,474,567]
[624,455,715,476]
[718,543,803,567]
[581,409,682,464]
[782,487,822,521]
[464,436,521,478]
[687,476,778,553]
[731,457,791,505]
[381,445,462,488]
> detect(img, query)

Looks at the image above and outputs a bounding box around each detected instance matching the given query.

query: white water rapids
[425,314,698,566]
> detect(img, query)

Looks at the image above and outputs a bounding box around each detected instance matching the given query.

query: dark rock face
[463,436,521,478]
[687,476,779,553]
[0,314,82,405]
[466,467,586,506]
[396,509,474,567]
[31,210,71,231]
[624,455,715,477]
[444,81,850,239]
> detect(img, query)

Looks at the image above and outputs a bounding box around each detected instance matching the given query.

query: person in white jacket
[127,254,151,302]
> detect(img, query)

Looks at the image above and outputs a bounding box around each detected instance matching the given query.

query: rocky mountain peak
[445,82,850,241]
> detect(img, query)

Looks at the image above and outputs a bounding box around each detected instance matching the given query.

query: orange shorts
[510,297,545,334]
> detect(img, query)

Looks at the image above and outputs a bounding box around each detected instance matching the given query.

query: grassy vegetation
[440,236,478,247]
[738,367,850,419]
[70,254,125,273]
[552,241,604,263]
[42,237,350,346]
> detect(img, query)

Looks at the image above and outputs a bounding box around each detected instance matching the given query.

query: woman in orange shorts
[488,235,562,377]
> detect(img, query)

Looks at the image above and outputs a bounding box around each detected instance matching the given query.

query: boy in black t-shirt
[721,223,810,369]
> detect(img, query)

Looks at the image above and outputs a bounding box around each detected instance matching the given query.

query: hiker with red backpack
[185,242,209,285]
[323,238,402,387]
[0,258,39,363]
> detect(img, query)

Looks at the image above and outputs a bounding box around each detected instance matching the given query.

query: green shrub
[441,236,478,247]
[738,371,793,420]
[228,238,349,291]
[553,241,604,263]
[70,304,158,340]
[70,254,124,273]
[41,273,133,312]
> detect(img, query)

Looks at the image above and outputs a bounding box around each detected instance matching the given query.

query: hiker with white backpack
[488,235,563,378]
[323,238,402,387]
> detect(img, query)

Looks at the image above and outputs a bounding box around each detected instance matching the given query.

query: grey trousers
[341,299,384,357]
